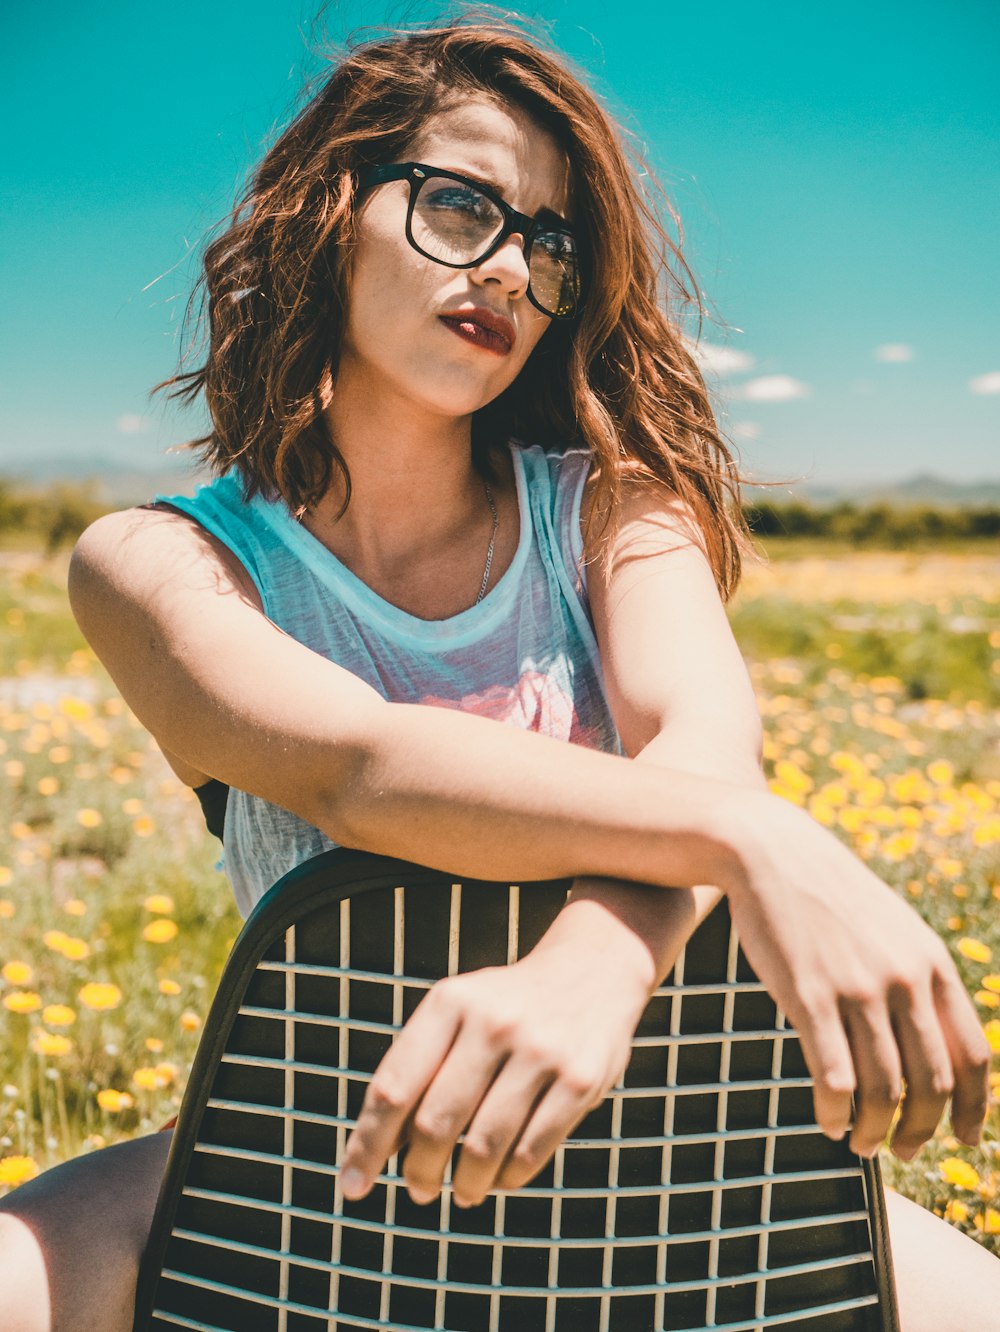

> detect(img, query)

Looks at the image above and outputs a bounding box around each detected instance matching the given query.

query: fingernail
[408,1186,437,1205]
[339,1167,367,1198]
[893,1144,915,1162]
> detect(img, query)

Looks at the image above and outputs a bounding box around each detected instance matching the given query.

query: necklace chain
[475,481,500,605]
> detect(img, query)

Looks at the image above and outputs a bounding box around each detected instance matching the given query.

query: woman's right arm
[69,506,752,890]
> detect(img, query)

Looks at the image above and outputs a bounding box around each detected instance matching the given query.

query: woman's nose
[471,232,530,300]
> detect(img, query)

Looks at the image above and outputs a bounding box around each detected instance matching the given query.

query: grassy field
[1,542,998,1253]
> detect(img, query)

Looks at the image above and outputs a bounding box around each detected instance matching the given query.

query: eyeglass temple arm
[355,163,419,190]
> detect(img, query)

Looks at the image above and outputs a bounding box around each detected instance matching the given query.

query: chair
[133,849,899,1331]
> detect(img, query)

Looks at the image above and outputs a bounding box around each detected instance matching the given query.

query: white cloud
[116,414,151,434]
[874,343,914,363]
[969,371,1000,396]
[691,341,755,377]
[738,375,811,403]
[731,421,761,440]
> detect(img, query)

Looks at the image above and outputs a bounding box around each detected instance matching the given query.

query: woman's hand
[338,901,657,1207]
[726,792,991,1160]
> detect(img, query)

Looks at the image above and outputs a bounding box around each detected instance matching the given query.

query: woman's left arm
[558,476,769,991]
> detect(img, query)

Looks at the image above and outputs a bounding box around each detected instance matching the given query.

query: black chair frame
[134,849,899,1331]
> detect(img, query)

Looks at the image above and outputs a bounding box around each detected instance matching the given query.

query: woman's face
[338,96,574,421]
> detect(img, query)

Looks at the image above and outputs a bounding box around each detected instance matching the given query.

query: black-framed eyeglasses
[355,161,582,321]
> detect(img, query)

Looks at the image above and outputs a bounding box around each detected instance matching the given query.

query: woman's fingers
[493,1066,609,1195]
[932,967,991,1146]
[840,1003,903,1158]
[401,1030,522,1204]
[447,1058,553,1206]
[888,984,954,1160]
[788,1000,856,1143]
[339,991,463,1199]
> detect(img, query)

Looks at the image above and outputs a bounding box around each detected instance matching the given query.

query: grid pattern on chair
[145,872,893,1332]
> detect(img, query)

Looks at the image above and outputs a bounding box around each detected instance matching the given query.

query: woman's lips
[438,313,513,356]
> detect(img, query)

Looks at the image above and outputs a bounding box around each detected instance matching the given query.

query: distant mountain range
[0,453,210,504]
[2,454,1000,509]
[757,472,1000,509]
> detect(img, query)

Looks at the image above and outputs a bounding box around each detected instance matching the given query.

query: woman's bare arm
[69,506,752,891]
[70,504,989,1197]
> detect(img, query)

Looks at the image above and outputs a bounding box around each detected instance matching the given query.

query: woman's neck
[307,375,490,589]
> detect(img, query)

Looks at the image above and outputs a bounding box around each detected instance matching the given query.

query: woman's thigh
[0,1130,171,1332]
[886,1187,1000,1330]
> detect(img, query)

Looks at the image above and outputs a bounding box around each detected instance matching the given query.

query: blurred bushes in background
[3,478,1000,552]
[0,482,109,554]
[744,499,1000,546]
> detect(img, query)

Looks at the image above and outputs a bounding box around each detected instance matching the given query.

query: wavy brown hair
[157,15,750,596]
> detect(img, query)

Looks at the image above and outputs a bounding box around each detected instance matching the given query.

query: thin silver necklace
[475,481,499,604]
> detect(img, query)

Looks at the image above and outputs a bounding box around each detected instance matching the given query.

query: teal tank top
[159,441,621,916]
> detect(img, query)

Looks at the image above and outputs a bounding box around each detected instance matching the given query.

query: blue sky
[2,0,998,488]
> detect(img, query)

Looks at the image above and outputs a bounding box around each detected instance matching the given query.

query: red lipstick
[438,307,515,356]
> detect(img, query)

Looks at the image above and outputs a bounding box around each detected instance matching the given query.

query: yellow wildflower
[145,1037,165,1053]
[63,898,87,917]
[96,1089,135,1112]
[982,976,1000,994]
[59,697,93,721]
[78,982,123,1011]
[133,815,156,837]
[973,817,1000,848]
[144,919,179,944]
[944,1200,969,1224]
[158,979,181,996]
[957,938,993,965]
[939,1158,981,1191]
[0,893,13,911]
[881,832,917,862]
[974,1208,1000,1235]
[132,1062,177,1091]
[47,745,71,764]
[36,776,59,797]
[935,857,965,880]
[3,991,42,1014]
[43,931,90,961]
[983,1021,1000,1054]
[75,808,102,828]
[42,1004,76,1026]
[774,760,812,792]
[1,961,33,986]
[0,1156,40,1189]
[180,1010,201,1032]
[31,1031,73,1057]
[143,894,175,915]
[927,759,955,786]
[976,991,1000,1009]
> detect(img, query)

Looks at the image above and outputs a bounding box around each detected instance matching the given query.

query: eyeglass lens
[410,174,579,318]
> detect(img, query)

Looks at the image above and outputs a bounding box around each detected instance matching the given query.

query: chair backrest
[134,849,899,1331]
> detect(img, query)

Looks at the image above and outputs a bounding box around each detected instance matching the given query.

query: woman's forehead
[407,97,574,218]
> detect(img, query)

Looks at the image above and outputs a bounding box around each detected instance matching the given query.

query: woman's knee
[0,1131,171,1332]
[886,1188,1000,1331]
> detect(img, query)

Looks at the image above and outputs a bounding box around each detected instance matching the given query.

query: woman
[1,19,996,1331]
